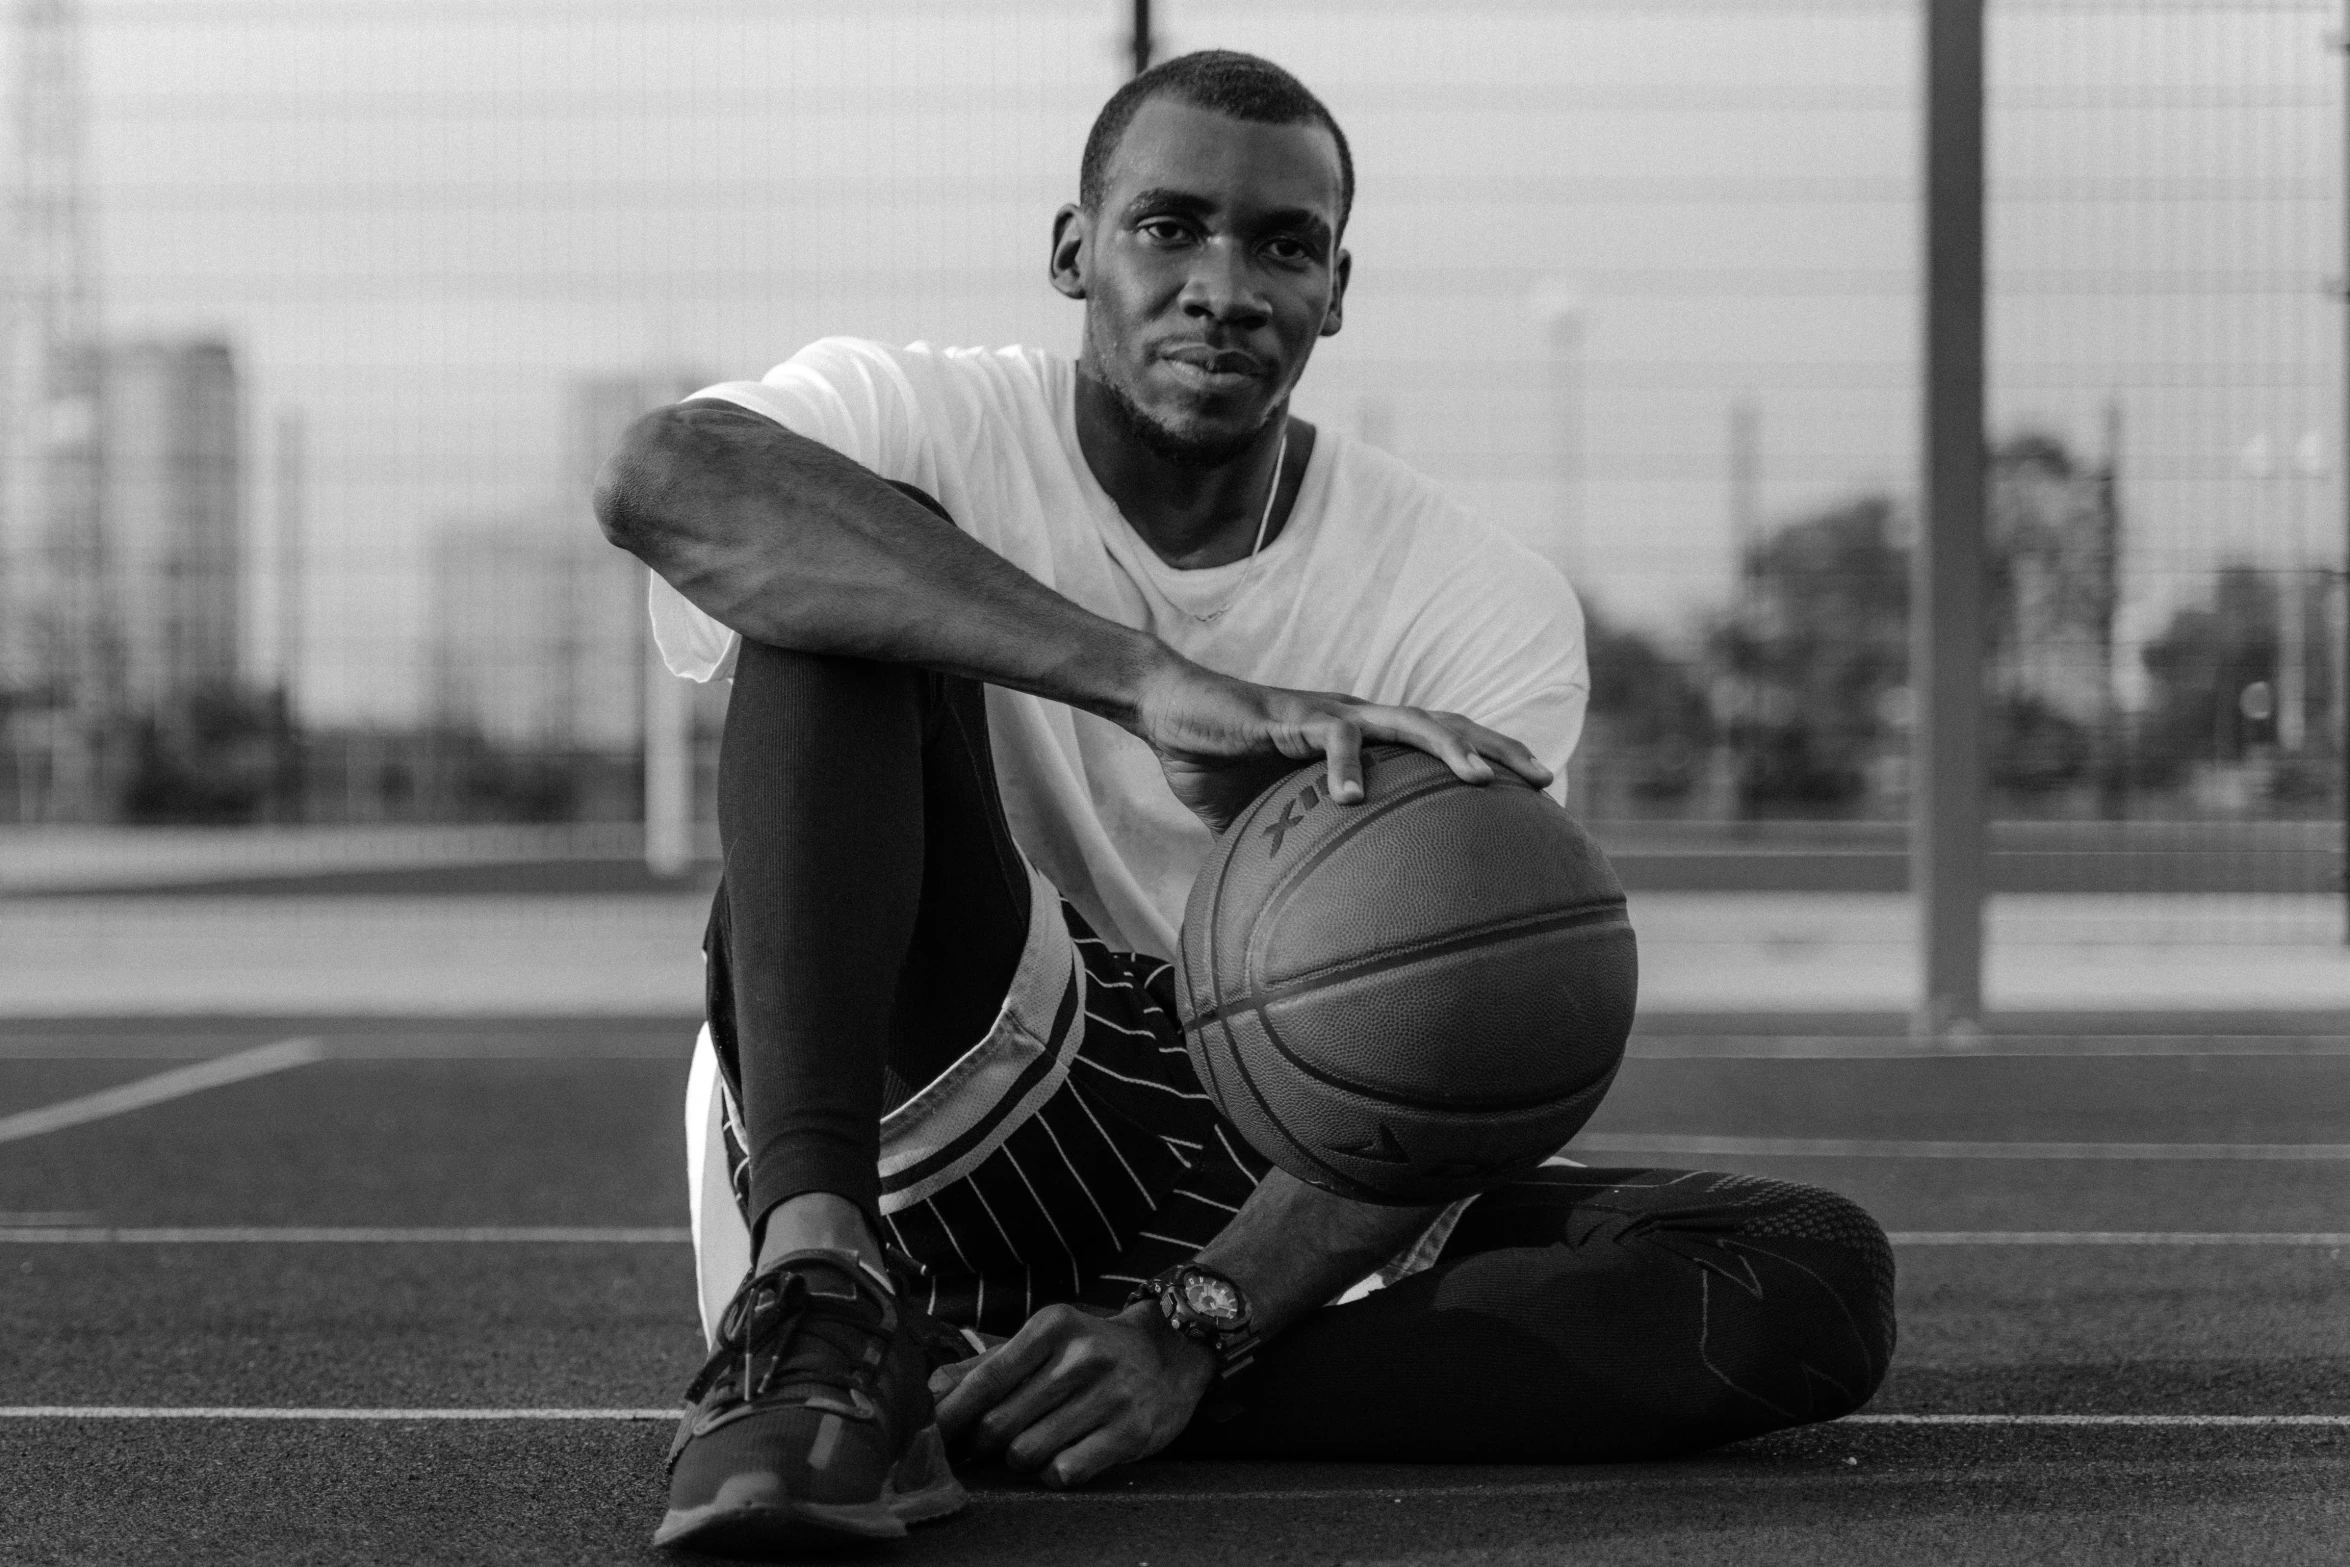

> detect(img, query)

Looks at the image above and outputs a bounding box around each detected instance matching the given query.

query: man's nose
[1179,240,1270,329]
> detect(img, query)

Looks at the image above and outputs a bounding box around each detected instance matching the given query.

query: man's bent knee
[1683,1175,1897,1434]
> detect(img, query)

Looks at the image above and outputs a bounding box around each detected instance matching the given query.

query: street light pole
[1131,0,1153,78]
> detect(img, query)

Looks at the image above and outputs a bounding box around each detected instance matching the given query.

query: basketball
[1175,745,1637,1205]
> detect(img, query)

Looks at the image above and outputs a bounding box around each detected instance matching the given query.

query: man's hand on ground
[929,1302,1218,1488]
[1129,654,1552,835]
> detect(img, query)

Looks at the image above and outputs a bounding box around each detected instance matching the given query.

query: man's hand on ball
[1130,653,1552,835]
[929,1302,1218,1488]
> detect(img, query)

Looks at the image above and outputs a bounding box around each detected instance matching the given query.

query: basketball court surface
[5,1010,2345,1565]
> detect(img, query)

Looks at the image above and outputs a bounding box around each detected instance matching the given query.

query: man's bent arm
[597,399,1555,830]
[1182,1170,1444,1344]
[934,1168,1447,1485]
[595,399,1165,727]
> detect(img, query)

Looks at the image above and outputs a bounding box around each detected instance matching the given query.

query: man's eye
[1264,237,1313,265]
[1139,219,1191,244]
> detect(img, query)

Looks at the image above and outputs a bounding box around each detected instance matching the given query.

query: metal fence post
[1916,0,1987,1036]
[2339,3,2350,944]
[643,585,693,879]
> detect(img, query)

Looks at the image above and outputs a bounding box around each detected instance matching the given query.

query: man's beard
[1099,371,1273,471]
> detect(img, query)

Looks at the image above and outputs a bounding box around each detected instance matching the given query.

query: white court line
[0,1038,322,1146]
[3,1409,2339,1431]
[0,1226,690,1243]
[1889,1231,2350,1246]
[0,1407,675,1421]
[1847,1414,2350,1428]
[1629,1036,2350,1060]
[1574,1132,2350,1161]
[0,1227,2338,1247]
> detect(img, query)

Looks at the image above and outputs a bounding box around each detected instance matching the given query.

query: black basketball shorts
[710,882,1449,1339]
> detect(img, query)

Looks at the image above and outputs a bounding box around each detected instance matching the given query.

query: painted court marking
[1630,1035,2350,1060]
[0,1227,2340,1246]
[1888,1231,2350,1246]
[0,1038,323,1146]
[0,1407,678,1421]
[1574,1132,2350,1161]
[2,1409,2340,1431]
[0,1226,690,1244]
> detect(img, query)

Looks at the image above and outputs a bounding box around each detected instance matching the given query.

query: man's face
[1054,98,1350,465]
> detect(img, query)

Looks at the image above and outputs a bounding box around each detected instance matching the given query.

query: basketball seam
[1209,918,1636,1113]
[1231,899,1631,1009]
[1195,1005,1368,1200]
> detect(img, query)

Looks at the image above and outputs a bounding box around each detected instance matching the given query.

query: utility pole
[1131,0,1154,77]
[0,0,98,820]
[274,407,305,820]
[2095,397,2126,821]
[1531,280,1586,579]
[1729,394,1762,816]
[1915,0,1987,1037]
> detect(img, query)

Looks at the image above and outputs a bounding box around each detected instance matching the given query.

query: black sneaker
[653,1248,967,1555]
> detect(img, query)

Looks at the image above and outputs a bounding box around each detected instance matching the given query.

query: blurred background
[0,0,2343,1018]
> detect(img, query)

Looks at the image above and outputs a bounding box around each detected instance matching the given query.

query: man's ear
[1050,205,1088,300]
[1319,247,1352,338]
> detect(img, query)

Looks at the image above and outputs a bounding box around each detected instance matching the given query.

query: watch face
[1179,1269,1243,1327]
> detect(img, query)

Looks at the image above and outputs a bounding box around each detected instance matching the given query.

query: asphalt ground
[3,1016,2346,1565]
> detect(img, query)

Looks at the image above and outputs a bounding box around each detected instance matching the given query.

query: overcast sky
[81,0,2340,724]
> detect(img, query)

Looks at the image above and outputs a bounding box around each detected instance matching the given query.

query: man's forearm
[596,399,1172,727]
[1187,1170,1446,1343]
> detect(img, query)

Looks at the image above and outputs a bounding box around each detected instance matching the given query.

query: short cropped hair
[1080,50,1355,231]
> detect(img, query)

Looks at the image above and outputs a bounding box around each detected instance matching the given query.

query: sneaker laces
[684,1260,900,1414]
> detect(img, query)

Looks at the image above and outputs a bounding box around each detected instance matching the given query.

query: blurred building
[0,345,103,818]
[103,338,242,713]
[0,337,241,820]
[429,514,641,752]
[426,366,707,754]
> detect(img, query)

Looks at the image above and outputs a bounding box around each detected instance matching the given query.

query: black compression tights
[1179,1165,1897,1461]
[707,487,1031,1229]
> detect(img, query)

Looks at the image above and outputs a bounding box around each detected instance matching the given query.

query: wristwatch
[1127,1263,1260,1378]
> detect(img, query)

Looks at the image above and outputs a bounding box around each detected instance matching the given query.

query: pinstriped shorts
[717,866,1287,1338]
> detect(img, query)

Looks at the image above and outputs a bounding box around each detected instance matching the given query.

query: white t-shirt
[650,337,1590,961]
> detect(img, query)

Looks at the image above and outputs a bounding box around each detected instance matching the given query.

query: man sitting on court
[599,50,1897,1556]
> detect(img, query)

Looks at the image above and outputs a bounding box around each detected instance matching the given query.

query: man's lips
[1156,343,1269,375]
[1156,345,1269,392]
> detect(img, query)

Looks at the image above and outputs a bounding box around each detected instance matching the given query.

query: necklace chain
[1185,425,1289,626]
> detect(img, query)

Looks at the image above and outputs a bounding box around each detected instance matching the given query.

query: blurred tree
[118,686,279,823]
[1711,494,1909,814]
[1581,603,1714,804]
[1705,432,2123,817]
[1984,432,2114,800]
[2134,565,2281,787]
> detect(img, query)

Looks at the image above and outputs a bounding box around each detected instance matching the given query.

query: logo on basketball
[1260,781,1322,858]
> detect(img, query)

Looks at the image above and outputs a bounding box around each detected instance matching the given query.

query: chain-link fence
[0,0,2340,1005]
